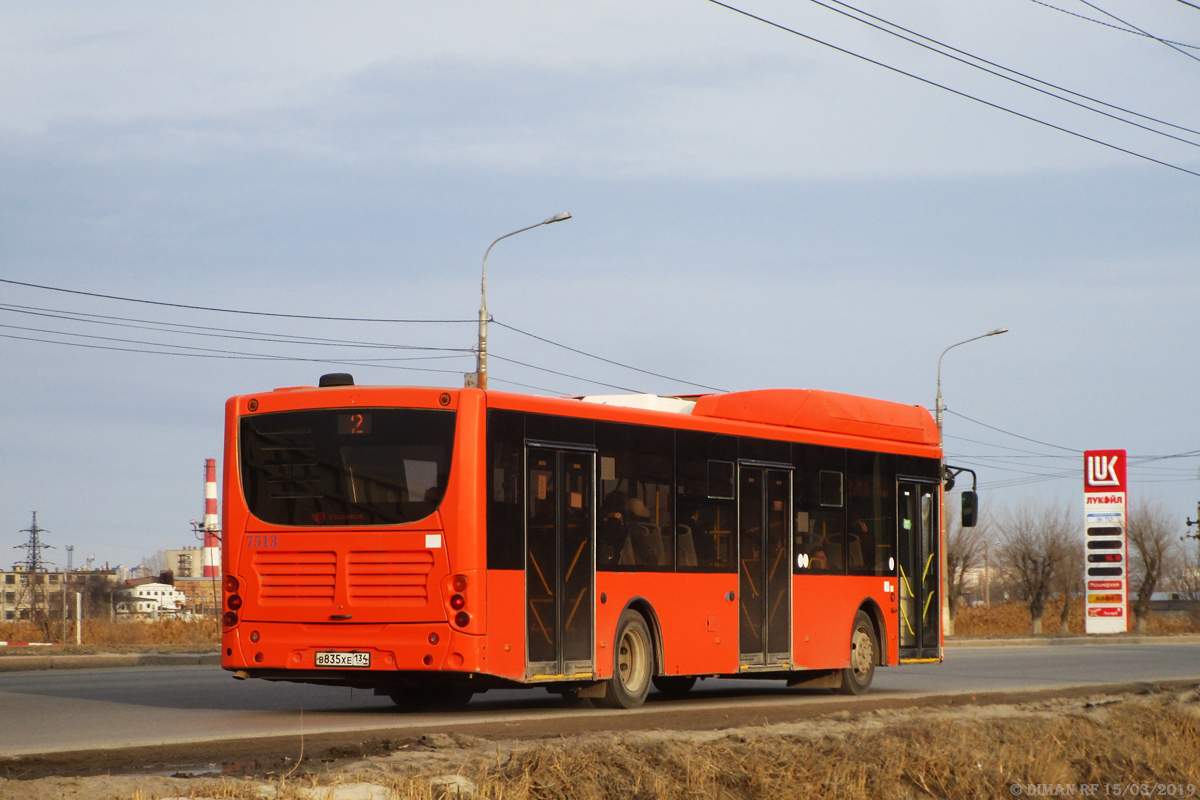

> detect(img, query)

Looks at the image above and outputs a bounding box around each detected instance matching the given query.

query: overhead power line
[816,0,1200,144]
[944,408,1083,452]
[493,320,727,392]
[0,331,470,374]
[1075,0,1200,63]
[0,303,473,353]
[3,278,724,394]
[1026,0,1200,49]
[705,0,1200,179]
[0,278,475,324]
[489,353,642,393]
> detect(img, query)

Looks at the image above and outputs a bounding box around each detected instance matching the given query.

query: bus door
[897,480,940,660]
[738,464,793,669]
[525,446,595,679]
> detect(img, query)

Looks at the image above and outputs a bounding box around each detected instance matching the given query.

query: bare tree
[946,497,990,632]
[140,550,167,577]
[1054,532,1084,634]
[1127,498,1182,633]
[997,501,1076,635]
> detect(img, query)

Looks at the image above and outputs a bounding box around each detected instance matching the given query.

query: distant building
[117,582,188,617]
[166,547,206,579]
[0,564,121,622]
[166,546,220,580]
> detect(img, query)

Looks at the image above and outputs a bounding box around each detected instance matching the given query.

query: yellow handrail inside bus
[529,552,553,597]
[564,539,586,584]
[564,586,589,632]
[529,599,553,645]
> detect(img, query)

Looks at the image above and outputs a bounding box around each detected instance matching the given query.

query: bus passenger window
[846,450,896,576]
[596,422,674,571]
[675,431,737,574]
[486,410,525,570]
[794,446,846,575]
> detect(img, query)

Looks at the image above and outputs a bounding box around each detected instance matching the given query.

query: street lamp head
[543,212,572,225]
[987,327,1008,336]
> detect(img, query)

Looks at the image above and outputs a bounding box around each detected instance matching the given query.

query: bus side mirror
[961,491,978,528]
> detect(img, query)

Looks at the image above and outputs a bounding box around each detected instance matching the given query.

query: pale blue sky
[2,0,1198,566]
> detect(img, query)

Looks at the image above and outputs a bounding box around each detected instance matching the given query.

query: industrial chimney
[202,458,221,578]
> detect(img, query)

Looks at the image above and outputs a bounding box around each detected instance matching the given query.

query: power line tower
[14,512,54,627]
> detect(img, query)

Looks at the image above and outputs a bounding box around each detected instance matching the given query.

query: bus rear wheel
[836,610,878,696]
[600,609,653,709]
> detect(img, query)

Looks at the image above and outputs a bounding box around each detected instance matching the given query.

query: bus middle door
[525,446,595,680]
[738,464,793,670]
[898,480,940,661]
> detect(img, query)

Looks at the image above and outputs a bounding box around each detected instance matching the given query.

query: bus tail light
[454,611,470,627]
[223,611,239,628]
[224,575,240,593]
[452,574,468,592]
[227,594,243,611]
[450,594,465,610]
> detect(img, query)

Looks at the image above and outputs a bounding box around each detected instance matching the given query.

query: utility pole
[62,545,74,644]
[1185,501,1200,550]
[14,512,54,629]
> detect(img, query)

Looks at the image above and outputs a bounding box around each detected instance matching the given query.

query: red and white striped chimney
[202,458,221,578]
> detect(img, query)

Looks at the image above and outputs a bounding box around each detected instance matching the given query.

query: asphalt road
[0,642,1197,760]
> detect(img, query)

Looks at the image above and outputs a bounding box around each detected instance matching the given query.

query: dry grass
[3,689,1199,799]
[441,696,1200,800]
[22,688,1192,800]
[0,617,219,647]
[954,600,1200,637]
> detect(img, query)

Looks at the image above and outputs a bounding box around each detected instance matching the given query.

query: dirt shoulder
[3,681,1199,799]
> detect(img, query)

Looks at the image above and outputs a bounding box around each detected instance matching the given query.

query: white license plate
[315,651,370,668]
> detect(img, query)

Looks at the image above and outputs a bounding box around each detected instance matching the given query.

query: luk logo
[1086,454,1121,487]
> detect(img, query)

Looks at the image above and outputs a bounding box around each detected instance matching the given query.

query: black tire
[652,675,697,696]
[600,609,653,709]
[389,686,474,711]
[836,610,878,696]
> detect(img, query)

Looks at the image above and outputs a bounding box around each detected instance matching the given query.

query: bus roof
[527,389,936,448]
[690,389,937,446]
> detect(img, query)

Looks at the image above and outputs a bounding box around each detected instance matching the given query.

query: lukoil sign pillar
[1084,449,1128,634]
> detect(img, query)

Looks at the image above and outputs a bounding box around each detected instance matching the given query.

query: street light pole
[936,327,1007,450]
[936,326,1007,637]
[470,212,572,390]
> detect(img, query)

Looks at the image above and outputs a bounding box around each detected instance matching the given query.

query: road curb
[946,633,1200,648]
[0,652,220,672]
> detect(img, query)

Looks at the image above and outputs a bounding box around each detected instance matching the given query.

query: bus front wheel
[601,609,653,709]
[836,610,877,696]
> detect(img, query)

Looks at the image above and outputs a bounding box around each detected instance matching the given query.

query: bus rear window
[240,408,456,526]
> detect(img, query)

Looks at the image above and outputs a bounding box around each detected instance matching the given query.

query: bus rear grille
[254,551,336,605]
[347,551,434,605]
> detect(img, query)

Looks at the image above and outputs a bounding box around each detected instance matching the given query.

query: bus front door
[525,447,595,679]
[898,481,940,660]
[738,465,793,669]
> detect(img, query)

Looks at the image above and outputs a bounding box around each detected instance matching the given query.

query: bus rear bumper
[221,621,486,676]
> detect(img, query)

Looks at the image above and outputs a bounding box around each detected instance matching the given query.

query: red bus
[221,374,947,708]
